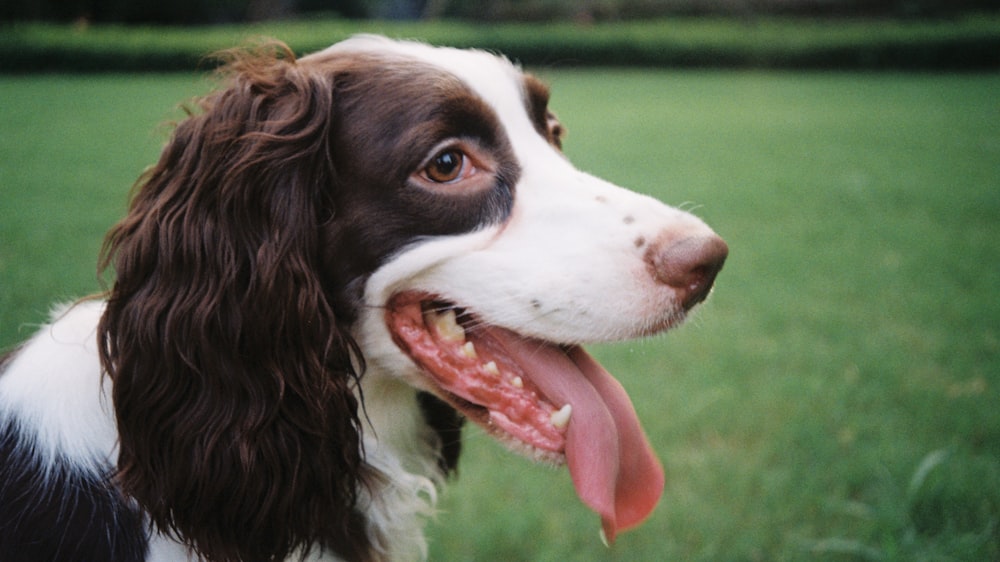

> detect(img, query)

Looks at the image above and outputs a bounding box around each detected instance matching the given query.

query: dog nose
[646,235,728,310]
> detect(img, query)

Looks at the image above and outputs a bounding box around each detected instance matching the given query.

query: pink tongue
[497,335,665,542]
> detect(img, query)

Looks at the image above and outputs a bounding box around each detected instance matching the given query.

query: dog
[0,35,727,562]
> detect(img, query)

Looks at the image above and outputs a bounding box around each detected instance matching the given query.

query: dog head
[98,35,726,561]
[328,35,728,544]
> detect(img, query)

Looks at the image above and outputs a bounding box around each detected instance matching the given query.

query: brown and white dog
[0,36,727,561]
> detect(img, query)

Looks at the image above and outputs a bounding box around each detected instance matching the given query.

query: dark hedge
[2,16,999,72]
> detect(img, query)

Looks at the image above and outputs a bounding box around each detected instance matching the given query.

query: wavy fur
[98,43,376,562]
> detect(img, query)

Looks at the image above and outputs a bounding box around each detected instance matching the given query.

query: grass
[0,74,210,338]
[1,68,998,560]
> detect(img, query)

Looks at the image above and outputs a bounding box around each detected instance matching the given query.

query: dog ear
[98,42,376,562]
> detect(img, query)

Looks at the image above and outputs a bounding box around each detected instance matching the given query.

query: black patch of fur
[417,392,465,474]
[0,420,148,562]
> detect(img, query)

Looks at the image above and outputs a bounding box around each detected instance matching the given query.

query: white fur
[0,301,116,473]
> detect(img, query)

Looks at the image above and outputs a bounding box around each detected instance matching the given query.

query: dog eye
[423,149,467,184]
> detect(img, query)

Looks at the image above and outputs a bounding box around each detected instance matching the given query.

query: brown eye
[424,149,465,183]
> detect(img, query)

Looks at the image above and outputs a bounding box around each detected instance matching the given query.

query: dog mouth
[385,291,665,543]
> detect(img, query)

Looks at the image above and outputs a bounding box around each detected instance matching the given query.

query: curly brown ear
[98,42,375,562]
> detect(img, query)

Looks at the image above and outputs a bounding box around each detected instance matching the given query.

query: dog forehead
[319,35,537,136]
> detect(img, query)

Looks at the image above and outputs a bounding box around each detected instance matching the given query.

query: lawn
[1,68,998,561]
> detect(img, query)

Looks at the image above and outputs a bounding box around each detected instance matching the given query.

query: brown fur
[523,74,565,149]
[98,43,375,562]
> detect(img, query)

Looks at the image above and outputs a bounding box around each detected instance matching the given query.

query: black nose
[646,235,728,310]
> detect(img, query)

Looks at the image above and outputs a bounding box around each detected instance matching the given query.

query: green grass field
[1,69,998,561]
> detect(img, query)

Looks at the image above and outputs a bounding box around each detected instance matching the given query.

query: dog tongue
[496,334,665,542]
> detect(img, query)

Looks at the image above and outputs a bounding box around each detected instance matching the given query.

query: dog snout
[646,235,728,310]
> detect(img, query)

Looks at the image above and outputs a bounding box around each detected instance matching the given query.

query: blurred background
[2,1,999,561]
[3,0,1000,23]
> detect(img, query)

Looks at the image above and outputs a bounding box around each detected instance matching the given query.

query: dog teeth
[510,376,523,388]
[428,308,465,342]
[483,361,500,376]
[550,404,572,430]
[461,341,478,359]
